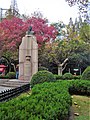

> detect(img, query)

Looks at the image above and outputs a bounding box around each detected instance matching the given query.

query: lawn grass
[72,95,90,120]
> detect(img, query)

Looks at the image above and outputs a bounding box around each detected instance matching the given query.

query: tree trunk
[58,66,63,75]
[58,58,68,75]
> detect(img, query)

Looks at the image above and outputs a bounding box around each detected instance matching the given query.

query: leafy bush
[30,70,56,87]
[63,73,73,80]
[0,75,8,79]
[54,74,63,80]
[0,80,89,120]
[54,74,81,80]
[73,75,81,80]
[81,66,90,80]
[69,80,90,96]
[5,72,16,79]
[0,81,72,120]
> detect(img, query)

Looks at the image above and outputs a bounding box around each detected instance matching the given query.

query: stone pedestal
[19,35,38,81]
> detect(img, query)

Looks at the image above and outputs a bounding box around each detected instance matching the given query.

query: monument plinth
[19,33,38,81]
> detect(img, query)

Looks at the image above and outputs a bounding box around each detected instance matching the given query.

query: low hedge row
[0,81,71,120]
[0,80,89,120]
[0,72,16,79]
[54,74,81,80]
[69,80,90,96]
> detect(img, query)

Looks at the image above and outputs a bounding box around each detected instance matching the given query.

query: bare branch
[62,63,68,71]
[59,58,68,66]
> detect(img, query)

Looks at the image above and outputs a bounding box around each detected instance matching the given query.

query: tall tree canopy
[0,17,57,57]
[80,22,90,43]
[39,20,90,74]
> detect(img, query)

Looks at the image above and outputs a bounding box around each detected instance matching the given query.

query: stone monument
[19,27,38,81]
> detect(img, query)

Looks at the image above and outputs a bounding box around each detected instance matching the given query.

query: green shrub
[0,81,72,120]
[6,72,16,79]
[63,73,73,80]
[30,70,56,87]
[0,75,8,79]
[54,74,63,80]
[0,80,89,120]
[69,80,90,96]
[81,66,90,80]
[73,75,81,80]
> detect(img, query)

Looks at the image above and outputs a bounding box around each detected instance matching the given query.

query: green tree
[80,22,90,43]
[39,33,90,75]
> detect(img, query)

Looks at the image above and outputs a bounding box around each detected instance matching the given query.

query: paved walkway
[0,79,29,93]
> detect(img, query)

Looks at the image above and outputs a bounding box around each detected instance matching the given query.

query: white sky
[0,0,79,24]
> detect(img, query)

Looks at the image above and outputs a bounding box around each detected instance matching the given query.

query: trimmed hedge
[54,74,63,80]
[0,81,72,120]
[0,80,89,120]
[69,80,90,96]
[73,75,81,80]
[0,75,9,79]
[54,74,81,80]
[0,72,16,79]
[30,70,56,87]
[81,66,90,80]
[5,72,16,79]
[63,73,73,80]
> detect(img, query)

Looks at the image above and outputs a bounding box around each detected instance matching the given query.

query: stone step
[0,83,21,88]
[4,82,28,85]
[0,79,30,90]
[0,79,9,84]
[9,79,29,83]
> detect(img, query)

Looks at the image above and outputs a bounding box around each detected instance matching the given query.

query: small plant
[63,73,73,80]
[6,72,16,79]
[81,66,90,80]
[30,70,56,87]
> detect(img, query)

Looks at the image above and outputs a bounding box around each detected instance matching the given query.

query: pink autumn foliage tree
[0,17,57,53]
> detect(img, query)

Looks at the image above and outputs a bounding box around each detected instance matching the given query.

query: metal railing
[0,84,30,102]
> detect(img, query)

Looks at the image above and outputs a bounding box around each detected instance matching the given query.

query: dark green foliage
[0,80,90,120]
[81,66,90,80]
[5,72,16,79]
[0,81,72,120]
[54,74,81,80]
[73,75,81,80]
[38,66,48,71]
[0,72,16,79]
[0,75,9,79]
[54,74,63,80]
[69,80,90,96]
[63,73,73,80]
[30,70,56,87]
